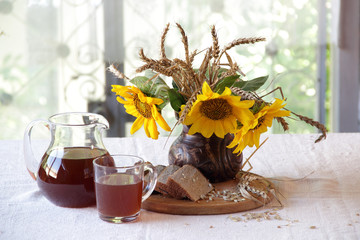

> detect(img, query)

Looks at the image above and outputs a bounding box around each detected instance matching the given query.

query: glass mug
[93,154,157,223]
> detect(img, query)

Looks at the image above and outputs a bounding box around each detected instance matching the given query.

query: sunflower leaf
[130,76,152,93]
[168,89,185,112]
[233,75,268,92]
[214,75,239,94]
[130,75,170,110]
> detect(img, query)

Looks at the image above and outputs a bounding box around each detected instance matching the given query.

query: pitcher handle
[142,162,158,202]
[23,119,50,180]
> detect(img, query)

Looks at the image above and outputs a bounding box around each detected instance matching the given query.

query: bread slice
[155,165,166,175]
[155,165,180,195]
[167,165,213,201]
[144,164,166,186]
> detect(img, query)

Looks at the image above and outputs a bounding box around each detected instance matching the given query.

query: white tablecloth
[1,133,360,240]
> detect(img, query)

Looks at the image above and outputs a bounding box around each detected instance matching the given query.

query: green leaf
[233,75,268,92]
[130,76,152,93]
[214,75,239,94]
[130,75,170,110]
[168,89,185,112]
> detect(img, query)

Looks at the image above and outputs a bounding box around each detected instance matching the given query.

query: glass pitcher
[24,112,110,208]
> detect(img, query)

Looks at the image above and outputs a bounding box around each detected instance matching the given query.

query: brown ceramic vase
[168,124,243,183]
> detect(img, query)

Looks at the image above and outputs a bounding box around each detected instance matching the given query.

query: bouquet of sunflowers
[110,23,326,155]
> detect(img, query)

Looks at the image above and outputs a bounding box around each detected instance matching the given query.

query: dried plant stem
[160,23,170,59]
[217,37,266,65]
[178,91,191,99]
[276,117,289,132]
[288,110,327,143]
[189,49,198,63]
[136,63,174,77]
[178,88,202,124]
[146,72,160,85]
[176,23,190,64]
[108,64,129,80]
[211,25,220,59]
[198,48,212,82]
[174,58,199,91]
[223,37,266,52]
[138,48,152,63]
[241,137,269,171]
[230,87,258,100]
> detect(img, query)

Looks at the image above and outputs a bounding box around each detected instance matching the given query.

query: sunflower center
[252,116,265,130]
[200,98,232,120]
[134,95,152,118]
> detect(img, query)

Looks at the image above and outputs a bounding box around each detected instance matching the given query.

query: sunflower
[111,85,171,139]
[228,98,291,154]
[181,82,255,138]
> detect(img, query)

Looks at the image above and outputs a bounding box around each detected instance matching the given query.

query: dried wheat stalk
[160,23,170,59]
[289,110,327,143]
[216,37,266,65]
[211,25,220,59]
[189,49,198,63]
[176,23,190,64]
[198,47,212,82]
[223,37,266,52]
[230,87,258,100]
[173,58,199,91]
[224,51,246,77]
[136,63,174,77]
[108,64,129,80]
[276,117,289,131]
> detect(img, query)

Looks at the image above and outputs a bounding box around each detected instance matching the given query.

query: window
[0,0,358,140]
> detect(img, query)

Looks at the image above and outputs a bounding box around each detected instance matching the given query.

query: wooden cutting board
[142,179,273,215]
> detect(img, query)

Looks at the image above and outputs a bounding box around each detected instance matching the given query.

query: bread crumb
[310,226,317,229]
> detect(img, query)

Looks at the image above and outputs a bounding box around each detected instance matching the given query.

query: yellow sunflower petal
[231,99,255,108]
[202,119,217,138]
[222,115,237,133]
[187,118,204,135]
[143,118,151,138]
[222,87,232,96]
[253,130,261,148]
[202,81,213,96]
[148,97,164,105]
[130,117,144,135]
[214,121,226,138]
[148,119,159,140]
[151,106,171,131]
[233,108,255,125]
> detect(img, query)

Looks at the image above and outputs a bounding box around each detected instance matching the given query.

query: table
[1,133,360,240]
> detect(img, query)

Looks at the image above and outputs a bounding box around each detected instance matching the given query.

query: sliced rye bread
[155,165,180,195]
[144,164,165,185]
[155,165,166,175]
[166,165,213,201]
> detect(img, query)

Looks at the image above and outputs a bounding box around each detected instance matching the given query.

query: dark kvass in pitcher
[37,147,111,208]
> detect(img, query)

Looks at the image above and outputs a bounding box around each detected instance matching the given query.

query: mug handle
[23,119,50,180]
[142,162,158,202]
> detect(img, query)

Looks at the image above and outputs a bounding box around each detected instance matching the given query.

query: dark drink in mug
[95,174,142,217]
[93,154,157,223]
